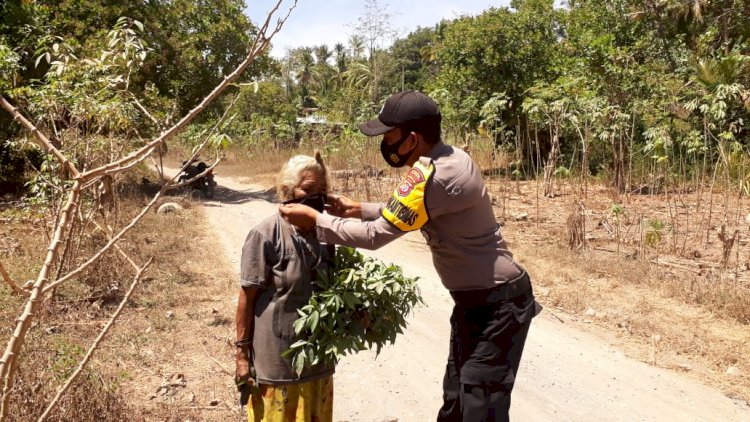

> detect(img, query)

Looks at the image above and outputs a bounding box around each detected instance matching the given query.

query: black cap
[359,91,441,136]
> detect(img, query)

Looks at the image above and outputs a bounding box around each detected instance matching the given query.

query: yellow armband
[382,161,435,231]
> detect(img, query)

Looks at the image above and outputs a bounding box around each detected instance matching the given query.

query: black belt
[450,272,531,308]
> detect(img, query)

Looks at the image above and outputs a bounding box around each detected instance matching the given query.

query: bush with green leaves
[282,246,423,375]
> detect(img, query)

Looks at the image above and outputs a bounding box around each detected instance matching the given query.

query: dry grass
[1,205,131,421]
[513,236,750,403]
[0,167,239,421]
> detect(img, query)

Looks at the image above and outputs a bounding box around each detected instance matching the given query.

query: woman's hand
[235,349,254,387]
[326,194,362,219]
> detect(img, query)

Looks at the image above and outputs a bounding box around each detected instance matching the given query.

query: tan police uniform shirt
[316,141,525,292]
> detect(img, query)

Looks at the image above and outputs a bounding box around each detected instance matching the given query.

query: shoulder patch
[397,166,427,197]
[382,161,435,231]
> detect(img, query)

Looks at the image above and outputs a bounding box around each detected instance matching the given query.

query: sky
[245,0,512,58]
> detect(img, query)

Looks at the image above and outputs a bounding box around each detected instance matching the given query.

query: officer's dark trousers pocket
[437,291,536,422]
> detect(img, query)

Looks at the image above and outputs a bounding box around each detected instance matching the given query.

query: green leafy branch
[282,246,423,376]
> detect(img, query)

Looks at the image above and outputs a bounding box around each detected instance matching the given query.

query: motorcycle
[178,159,217,199]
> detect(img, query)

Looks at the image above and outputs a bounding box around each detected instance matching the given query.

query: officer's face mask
[283,192,326,213]
[380,130,415,168]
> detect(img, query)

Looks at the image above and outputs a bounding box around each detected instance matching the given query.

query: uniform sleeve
[239,229,273,288]
[360,202,384,221]
[424,177,453,218]
[316,213,405,250]
[425,160,484,219]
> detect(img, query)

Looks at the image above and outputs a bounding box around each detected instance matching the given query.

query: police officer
[280,90,540,422]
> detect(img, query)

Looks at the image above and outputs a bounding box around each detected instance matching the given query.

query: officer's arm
[316,213,404,250]
[326,195,383,221]
[360,202,385,221]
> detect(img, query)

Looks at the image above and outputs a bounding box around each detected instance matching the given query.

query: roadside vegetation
[1,0,749,417]
[0,168,239,421]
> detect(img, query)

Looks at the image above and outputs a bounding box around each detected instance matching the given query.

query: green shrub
[283,247,423,375]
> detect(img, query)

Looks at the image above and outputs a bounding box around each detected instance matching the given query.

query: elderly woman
[235,153,335,421]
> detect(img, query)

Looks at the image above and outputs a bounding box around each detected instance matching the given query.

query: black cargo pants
[437,272,538,422]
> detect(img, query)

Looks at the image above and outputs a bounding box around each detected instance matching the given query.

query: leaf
[289,339,308,349]
[342,292,356,309]
[292,318,306,334]
[343,268,355,284]
[309,310,320,333]
[294,351,306,375]
[280,348,297,359]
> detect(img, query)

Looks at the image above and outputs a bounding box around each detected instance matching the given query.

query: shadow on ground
[138,178,278,205]
[203,184,277,205]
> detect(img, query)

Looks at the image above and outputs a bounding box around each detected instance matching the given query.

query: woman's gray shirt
[240,214,335,384]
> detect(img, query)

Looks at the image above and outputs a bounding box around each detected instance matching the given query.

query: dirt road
[199,171,750,422]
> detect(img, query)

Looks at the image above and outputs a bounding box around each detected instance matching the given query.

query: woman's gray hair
[277,151,330,201]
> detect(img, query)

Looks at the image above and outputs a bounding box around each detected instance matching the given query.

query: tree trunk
[543,126,560,198]
[612,135,627,194]
[580,125,590,197]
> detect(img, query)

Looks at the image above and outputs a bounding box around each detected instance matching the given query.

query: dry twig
[0,261,28,297]
[37,258,153,422]
[200,342,232,376]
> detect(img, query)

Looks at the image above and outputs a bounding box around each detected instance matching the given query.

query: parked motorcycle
[178,160,217,199]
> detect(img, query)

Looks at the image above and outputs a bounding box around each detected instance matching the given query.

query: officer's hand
[326,194,362,219]
[279,203,318,231]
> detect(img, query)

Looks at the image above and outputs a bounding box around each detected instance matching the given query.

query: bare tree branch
[79,1,295,183]
[43,110,231,296]
[130,95,164,131]
[91,221,140,272]
[37,258,153,422]
[41,186,163,294]
[0,184,80,420]
[0,261,29,297]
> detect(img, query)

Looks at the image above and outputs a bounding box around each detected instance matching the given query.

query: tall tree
[334,42,348,73]
[2,0,274,114]
[352,0,395,102]
[382,26,438,93]
[430,0,562,135]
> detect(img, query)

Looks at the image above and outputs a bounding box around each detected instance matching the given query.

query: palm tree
[334,42,348,73]
[348,35,365,60]
[313,44,332,66]
[291,47,315,108]
[343,61,373,101]
[312,45,335,98]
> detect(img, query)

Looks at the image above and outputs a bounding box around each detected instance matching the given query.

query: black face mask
[380,131,414,168]
[283,192,326,213]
